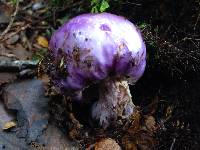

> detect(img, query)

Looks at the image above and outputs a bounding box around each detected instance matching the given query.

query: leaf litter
[0,0,200,150]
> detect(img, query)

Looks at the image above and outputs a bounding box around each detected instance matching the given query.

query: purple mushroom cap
[49,13,146,128]
[49,13,146,91]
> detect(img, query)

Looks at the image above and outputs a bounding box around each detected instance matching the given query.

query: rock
[39,125,79,150]
[3,79,49,143]
[0,100,15,130]
[94,138,121,150]
[32,2,45,11]
[0,131,29,150]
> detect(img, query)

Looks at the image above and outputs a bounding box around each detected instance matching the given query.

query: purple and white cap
[49,13,146,91]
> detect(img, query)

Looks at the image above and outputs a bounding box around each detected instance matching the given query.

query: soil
[0,0,199,149]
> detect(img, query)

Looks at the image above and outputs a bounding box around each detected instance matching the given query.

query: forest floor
[0,0,199,149]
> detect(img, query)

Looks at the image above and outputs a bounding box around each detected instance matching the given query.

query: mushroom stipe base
[91,77,135,128]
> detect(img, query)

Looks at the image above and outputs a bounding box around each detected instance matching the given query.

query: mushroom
[49,13,146,128]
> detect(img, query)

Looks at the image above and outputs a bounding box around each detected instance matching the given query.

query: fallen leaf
[144,116,157,132]
[0,72,17,86]
[165,105,173,119]
[3,120,16,130]
[122,110,158,150]
[122,135,137,150]
[136,130,158,150]
[37,36,48,48]
[6,34,19,45]
[5,44,33,60]
[69,128,80,140]
[127,110,141,134]
[0,2,13,24]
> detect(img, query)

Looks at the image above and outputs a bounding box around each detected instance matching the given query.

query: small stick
[0,24,30,43]
[170,138,176,150]
[194,12,200,31]
[0,0,20,40]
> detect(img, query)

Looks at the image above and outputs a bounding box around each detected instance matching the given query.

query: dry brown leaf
[3,120,16,130]
[0,2,13,24]
[0,73,17,86]
[165,105,173,119]
[127,110,141,134]
[122,109,158,150]
[122,135,137,150]
[144,116,157,132]
[69,129,79,140]
[136,130,158,150]
[36,36,48,48]
[5,43,33,60]
[6,34,19,45]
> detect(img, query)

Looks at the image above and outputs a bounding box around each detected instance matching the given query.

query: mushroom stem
[92,77,135,128]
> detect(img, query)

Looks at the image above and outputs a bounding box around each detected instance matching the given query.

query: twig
[0,0,20,40]
[0,24,30,43]
[170,138,176,150]
[0,53,17,59]
[122,1,141,6]
[86,144,95,150]
[194,12,200,30]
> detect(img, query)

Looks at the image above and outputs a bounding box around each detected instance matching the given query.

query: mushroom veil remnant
[49,13,146,128]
